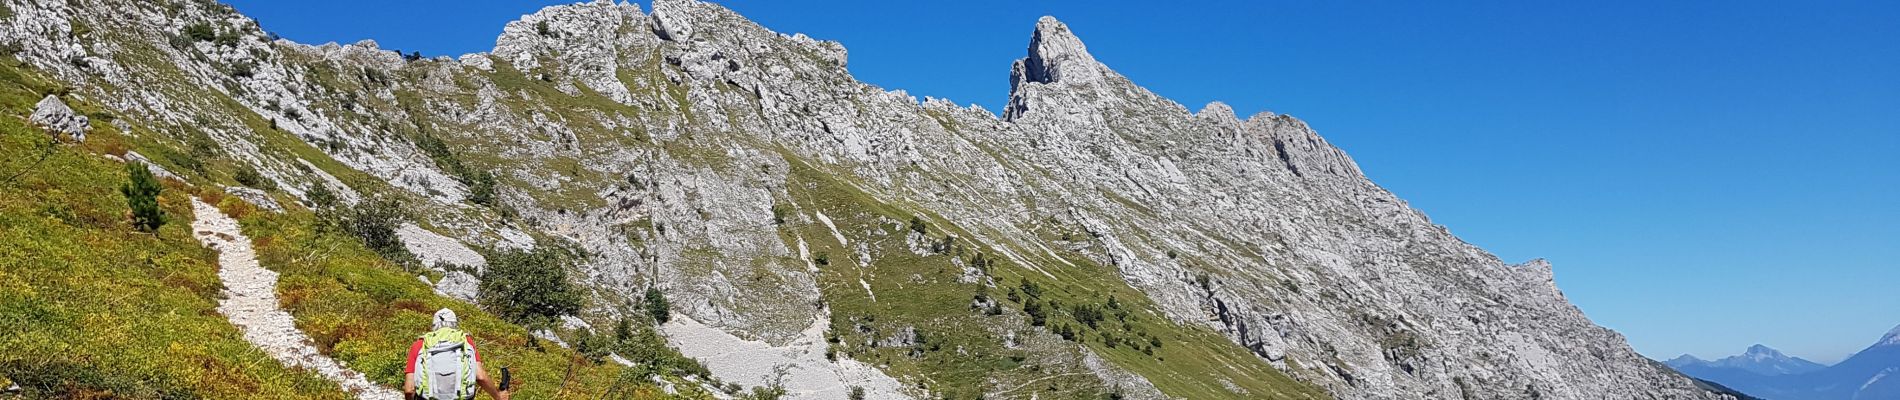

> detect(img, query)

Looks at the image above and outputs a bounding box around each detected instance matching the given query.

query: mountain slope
[0,0,1731,398]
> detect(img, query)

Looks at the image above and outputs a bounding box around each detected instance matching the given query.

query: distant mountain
[1668,324,1900,400]
[1668,344,1828,376]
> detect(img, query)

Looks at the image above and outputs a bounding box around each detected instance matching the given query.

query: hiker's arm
[401,339,422,399]
[475,367,508,400]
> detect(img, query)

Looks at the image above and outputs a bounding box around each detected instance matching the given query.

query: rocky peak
[1017,16,1104,86]
[1194,101,1242,126]
[1004,16,1112,121]
[1745,344,1787,359]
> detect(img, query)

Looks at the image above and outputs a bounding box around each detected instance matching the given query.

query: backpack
[414,328,477,400]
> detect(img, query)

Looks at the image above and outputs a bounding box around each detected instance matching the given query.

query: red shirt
[404,336,483,374]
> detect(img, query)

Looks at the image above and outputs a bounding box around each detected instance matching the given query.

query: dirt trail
[191,198,401,400]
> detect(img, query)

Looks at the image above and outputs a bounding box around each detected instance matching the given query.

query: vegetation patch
[782,154,1329,399]
[0,64,342,397]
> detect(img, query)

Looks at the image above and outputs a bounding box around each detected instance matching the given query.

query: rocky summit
[0,0,1735,398]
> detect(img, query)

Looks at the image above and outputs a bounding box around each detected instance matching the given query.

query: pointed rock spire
[1005,16,1109,120]
[1016,16,1104,86]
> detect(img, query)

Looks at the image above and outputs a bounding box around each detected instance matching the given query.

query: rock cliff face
[0,0,1728,398]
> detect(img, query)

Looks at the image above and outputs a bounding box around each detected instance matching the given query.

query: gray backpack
[414,328,477,400]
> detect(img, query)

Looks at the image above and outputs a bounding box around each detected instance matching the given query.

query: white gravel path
[192,198,402,400]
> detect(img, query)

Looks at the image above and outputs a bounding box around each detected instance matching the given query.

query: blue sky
[224,0,1900,363]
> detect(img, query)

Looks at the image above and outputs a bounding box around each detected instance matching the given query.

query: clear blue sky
[224,0,1900,364]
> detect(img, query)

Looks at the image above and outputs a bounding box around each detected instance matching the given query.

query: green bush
[305,184,337,209]
[181,23,215,42]
[479,247,582,327]
[644,287,671,324]
[233,163,274,190]
[121,161,164,231]
[771,204,789,225]
[230,60,256,78]
[908,216,927,235]
[573,329,611,362]
[321,198,415,267]
[466,170,497,207]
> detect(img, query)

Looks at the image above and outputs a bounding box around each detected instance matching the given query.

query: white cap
[432,308,459,330]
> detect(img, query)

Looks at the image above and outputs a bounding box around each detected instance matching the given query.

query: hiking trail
[192,198,402,400]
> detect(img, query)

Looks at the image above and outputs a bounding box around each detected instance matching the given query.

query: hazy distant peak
[1880,324,1900,347]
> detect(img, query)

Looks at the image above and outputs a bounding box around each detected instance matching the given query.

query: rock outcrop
[28,94,85,142]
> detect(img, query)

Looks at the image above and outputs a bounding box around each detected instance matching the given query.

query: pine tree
[645,287,672,324]
[122,162,164,231]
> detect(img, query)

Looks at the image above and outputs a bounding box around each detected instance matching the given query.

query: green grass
[0,54,713,399]
[237,200,714,400]
[781,155,1330,399]
[0,58,344,399]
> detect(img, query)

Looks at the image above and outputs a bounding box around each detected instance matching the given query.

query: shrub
[1024,299,1046,327]
[466,170,497,207]
[322,198,415,267]
[305,184,337,209]
[607,316,708,379]
[1072,303,1104,329]
[229,60,255,78]
[573,329,611,362]
[849,386,866,400]
[181,23,215,42]
[121,162,165,231]
[771,204,789,225]
[213,30,240,47]
[908,216,927,235]
[480,247,582,327]
[233,164,274,190]
[644,287,671,324]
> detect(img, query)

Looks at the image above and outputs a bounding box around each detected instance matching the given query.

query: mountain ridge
[0,0,1734,398]
[1666,344,1829,376]
[1668,324,1900,400]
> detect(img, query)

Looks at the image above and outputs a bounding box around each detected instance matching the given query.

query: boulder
[28,95,87,142]
[433,271,480,303]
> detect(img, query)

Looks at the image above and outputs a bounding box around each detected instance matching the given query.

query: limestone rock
[397,223,488,272]
[29,95,86,142]
[433,271,480,303]
[0,0,1736,398]
[122,151,182,181]
[222,186,282,213]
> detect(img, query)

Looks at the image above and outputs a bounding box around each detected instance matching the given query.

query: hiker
[404,308,511,400]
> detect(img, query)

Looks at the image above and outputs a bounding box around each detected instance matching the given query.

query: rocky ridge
[0,0,1728,398]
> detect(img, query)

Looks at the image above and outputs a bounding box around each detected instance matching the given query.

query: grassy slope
[0,57,343,399]
[240,204,710,400]
[0,49,710,397]
[782,156,1330,399]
